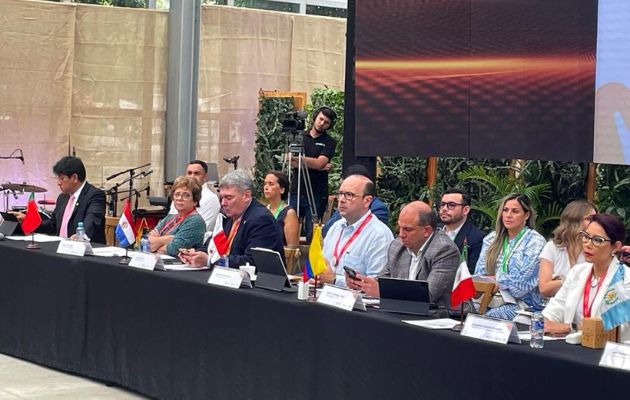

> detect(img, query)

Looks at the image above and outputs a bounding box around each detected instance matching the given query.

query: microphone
[142,169,153,178]
[72,146,76,157]
[18,155,24,164]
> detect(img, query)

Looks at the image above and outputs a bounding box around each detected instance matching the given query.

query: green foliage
[253,97,294,198]
[596,164,630,240]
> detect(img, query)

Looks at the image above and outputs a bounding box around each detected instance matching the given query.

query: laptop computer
[0,212,24,236]
[378,277,432,316]
[250,247,296,292]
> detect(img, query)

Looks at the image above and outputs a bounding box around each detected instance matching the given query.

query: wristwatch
[571,322,578,332]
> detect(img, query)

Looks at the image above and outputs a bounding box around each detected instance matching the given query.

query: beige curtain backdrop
[0,1,345,212]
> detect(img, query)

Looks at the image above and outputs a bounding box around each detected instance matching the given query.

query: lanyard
[159,209,196,236]
[501,227,527,273]
[332,213,373,267]
[268,203,284,219]
[582,267,608,318]
[226,217,242,255]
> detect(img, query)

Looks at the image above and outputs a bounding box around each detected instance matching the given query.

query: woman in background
[263,171,299,246]
[149,176,206,256]
[475,193,546,319]
[538,200,596,297]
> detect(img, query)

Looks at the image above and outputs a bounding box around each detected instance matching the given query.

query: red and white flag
[208,213,228,264]
[451,248,476,308]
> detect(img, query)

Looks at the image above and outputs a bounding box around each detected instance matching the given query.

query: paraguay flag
[115,199,136,247]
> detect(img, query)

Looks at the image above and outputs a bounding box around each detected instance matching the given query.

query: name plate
[129,253,164,271]
[317,284,365,311]
[600,342,630,371]
[56,240,94,257]
[208,267,244,289]
[461,314,520,344]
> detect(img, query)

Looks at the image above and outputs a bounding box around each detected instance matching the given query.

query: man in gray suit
[347,201,460,307]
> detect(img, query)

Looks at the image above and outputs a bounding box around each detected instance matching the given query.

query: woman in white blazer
[542,214,630,341]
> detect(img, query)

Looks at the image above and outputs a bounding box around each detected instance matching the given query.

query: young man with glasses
[319,174,393,288]
[438,188,485,273]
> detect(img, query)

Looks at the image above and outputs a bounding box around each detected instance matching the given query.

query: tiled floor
[0,354,147,399]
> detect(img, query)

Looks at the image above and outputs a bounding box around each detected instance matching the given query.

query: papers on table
[403,319,461,330]
[517,331,566,341]
[6,234,62,242]
[91,246,128,257]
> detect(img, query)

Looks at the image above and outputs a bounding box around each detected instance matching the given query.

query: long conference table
[0,239,628,400]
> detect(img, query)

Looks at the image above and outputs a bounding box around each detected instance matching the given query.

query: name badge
[317,284,366,311]
[56,240,94,257]
[129,253,164,271]
[461,314,520,344]
[600,342,630,371]
[208,267,244,289]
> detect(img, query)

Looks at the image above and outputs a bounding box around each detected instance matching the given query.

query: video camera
[282,111,307,133]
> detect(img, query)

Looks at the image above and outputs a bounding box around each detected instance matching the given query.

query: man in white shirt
[169,160,220,232]
[320,174,393,288]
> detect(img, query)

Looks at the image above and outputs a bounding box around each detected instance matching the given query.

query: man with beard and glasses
[438,188,485,273]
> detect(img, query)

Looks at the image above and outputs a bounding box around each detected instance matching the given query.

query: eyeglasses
[438,201,465,210]
[335,191,366,201]
[173,192,192,200]
[579,231,612,247]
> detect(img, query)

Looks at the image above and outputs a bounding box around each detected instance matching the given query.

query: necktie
[59,194,75,238]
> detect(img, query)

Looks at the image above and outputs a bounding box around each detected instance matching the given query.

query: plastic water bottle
[140,229,150,253]
[218,255,229,269]
[530,312,545,349]
[75,222,89,241]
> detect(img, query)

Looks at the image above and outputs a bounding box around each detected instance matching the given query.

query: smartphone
[343,266,359,280]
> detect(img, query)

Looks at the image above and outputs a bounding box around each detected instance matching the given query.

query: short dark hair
[443,188,471,206]
[419,208,438,230]
[266,170,290,201]
[313,106,337,129]
[342,164,373,181]
[590,214,626,243]
[189,160,208,174]
[53,156,86,182]
[363,180,375,196]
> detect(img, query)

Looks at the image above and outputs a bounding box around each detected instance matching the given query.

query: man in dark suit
[14,156,106,243]
[347,201,460,308]
[180,170,284,267]
[438,188,485,273]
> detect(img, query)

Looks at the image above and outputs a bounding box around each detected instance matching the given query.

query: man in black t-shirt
[289,106,337,242]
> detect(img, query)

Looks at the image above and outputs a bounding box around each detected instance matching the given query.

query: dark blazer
[453,220,485,273]
[39,182,106,244]
[224,199,285,267]
[384,230,460,308]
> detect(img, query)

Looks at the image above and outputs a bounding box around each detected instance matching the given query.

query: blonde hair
[485,193,536,275]
[551,199,596,264]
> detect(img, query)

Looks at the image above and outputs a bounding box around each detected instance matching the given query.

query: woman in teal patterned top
[149,176,206,256]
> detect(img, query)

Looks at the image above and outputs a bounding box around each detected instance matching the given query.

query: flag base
[26,243,40,250]
[118,257,131,265]
[451,323,464,332]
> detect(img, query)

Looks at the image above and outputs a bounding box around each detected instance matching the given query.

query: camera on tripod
[282,110,307,153]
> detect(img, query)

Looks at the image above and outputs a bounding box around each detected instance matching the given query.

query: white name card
[461,314,520,344]
[317,284,365,311]
[56,240,94,257]
[208,267,244,289]
[129,253,164,271]
[600,342,630,371]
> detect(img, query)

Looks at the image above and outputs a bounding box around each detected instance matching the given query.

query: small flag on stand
[304,224,327,279]
[208,213,228,264]
[21,192,42,235]
[451,243,476,308]
[115,199,136,247]
[601,262,630,331]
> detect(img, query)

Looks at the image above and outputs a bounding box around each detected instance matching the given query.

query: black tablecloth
[0,239,628,399]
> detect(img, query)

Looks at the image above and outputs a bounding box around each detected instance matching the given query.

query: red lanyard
[332,213,373,267]
[226,217,242,255]
[582,267,608,318]
[159,209,196,236]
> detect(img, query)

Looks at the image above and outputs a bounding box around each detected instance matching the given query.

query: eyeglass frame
[437,201,466,210]
[172,191,193,200]
[579,230,612,247]
[335,191,370,201]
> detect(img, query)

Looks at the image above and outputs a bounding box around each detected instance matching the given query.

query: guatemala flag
[601,262,630,331]
[115,199,136,248]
